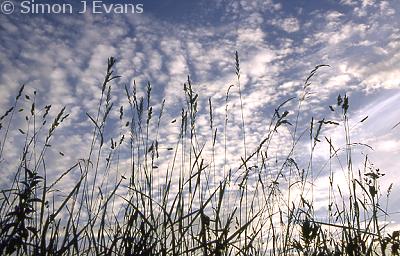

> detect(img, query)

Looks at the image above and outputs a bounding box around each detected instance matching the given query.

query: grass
[0,55,399,255]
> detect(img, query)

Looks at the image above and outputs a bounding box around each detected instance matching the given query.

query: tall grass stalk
[0,55,398,255]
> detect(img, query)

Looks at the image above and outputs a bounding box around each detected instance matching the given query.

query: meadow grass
[0,55,399,255]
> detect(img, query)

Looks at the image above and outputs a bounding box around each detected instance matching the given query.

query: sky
[0,0,399,228]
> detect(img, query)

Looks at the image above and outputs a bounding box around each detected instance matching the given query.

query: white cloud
[271,17,300,33]
[340,0,358,6]
[237,27,266,43]
[1,0,400,231]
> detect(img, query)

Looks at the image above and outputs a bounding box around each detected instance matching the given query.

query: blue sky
[0,0,399,227]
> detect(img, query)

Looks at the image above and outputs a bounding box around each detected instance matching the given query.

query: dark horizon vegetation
[0,55,399,255]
